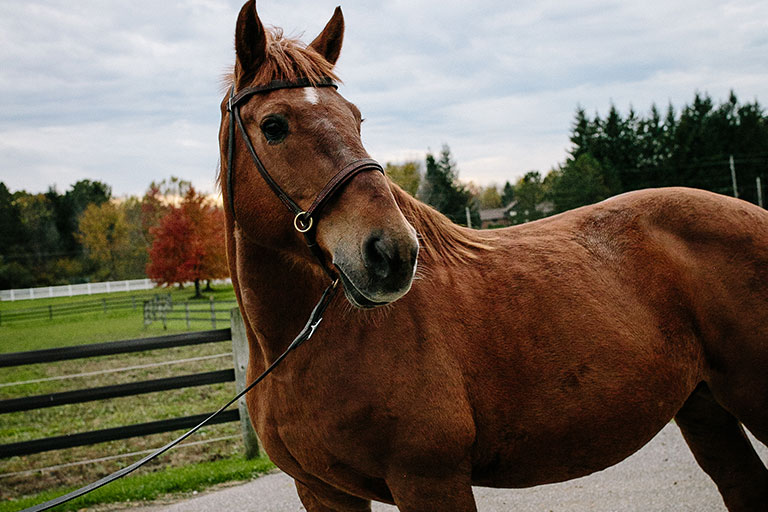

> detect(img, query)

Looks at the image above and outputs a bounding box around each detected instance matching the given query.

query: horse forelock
[223,27,341,90]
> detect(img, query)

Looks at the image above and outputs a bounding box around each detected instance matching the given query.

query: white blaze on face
[304,88,319,105]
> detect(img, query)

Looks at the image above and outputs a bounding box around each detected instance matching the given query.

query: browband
[227,77,338,111]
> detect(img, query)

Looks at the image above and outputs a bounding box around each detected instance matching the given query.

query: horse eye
[260,115,289,144]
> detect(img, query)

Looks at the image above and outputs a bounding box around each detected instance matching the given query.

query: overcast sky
[1,0,766,197]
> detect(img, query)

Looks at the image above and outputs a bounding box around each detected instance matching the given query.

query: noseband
[226,77,384,281]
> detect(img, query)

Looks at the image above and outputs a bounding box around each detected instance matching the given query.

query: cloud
[1,0,766,196]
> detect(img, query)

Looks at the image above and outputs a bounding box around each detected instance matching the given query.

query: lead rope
[21,280,338,512]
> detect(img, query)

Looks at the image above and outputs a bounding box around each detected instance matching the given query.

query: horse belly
[469,355,698,488]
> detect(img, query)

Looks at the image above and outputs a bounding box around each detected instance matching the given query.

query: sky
[1,0,767,198]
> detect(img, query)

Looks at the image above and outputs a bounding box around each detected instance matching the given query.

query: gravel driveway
[129,423,767,512]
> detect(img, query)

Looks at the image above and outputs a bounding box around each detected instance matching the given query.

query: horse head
[219,1,419,308]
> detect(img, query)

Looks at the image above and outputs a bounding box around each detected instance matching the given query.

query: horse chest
[251,356,476,485]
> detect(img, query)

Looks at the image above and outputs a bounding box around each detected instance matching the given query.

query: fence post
[230,307,261,459]
[48,305,53,320]
[210,297,216,329]
[185,302,190,330]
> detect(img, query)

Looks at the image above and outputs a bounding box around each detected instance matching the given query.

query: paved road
[129,424,767,512]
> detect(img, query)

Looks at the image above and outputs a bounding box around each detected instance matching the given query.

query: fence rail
[0,278,233,302]
[143,297,238,330]
[0,279,155,302]
[0,311,258,460]
[0,294,151,326]
[1,411,241,458]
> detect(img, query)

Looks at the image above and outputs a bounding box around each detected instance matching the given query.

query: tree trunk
[203,279,214,292]
[192,278,202,299]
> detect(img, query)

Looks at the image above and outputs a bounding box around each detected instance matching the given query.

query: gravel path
[129,424,767,512]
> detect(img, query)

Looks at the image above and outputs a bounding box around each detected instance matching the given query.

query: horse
[218,2,768,510]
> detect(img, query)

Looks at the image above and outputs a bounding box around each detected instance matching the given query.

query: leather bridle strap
[226,79,336,217]
[226,79,384,281]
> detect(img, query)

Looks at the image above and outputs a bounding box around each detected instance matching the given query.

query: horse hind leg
[675,383,768,511]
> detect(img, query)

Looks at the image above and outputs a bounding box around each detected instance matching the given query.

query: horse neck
[228,225,329,362]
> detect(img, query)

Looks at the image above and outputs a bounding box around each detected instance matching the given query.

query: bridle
[225,76,385,282]
[22,78,385,512]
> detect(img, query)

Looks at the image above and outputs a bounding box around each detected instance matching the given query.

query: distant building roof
[479,207,508,221]
[479,202,516,222]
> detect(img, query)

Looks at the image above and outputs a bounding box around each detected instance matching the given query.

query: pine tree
[418,145,478,226]
[501,181,515,205]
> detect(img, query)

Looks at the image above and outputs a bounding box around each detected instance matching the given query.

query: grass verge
[0,454,275,512]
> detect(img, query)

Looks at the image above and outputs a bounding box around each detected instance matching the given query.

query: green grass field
[0,284,279,511]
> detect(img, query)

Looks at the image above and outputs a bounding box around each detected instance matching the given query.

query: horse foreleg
[675,383,768,511]
[385,466,477,512]
[295,479,371,512]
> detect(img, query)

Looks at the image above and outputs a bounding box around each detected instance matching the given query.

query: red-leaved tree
[146,188,227,297]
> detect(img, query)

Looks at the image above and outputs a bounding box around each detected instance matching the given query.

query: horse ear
[235,0,267,76]
[309,7,345,65]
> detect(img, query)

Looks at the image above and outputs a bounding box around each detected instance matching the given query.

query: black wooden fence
[0,294,157,326]
[0,315,258,460]
[143,297,238,329]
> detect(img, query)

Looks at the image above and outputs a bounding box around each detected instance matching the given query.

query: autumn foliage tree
[78,199,147,280]
[146,188,227,298]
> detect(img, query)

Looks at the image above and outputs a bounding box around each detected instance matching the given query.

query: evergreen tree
[569,106,597,160]
[418,145,478,226]
[563,91,768,205]
[501,180,515,205]
[511,171,546,224]
[550,154,610,213]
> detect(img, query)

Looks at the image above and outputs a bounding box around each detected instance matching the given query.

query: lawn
[0,284,276,511]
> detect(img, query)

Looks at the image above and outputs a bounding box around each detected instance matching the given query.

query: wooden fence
[0,279,156,302]
[143,297,238,329]
[0,278,232,302]
[0,294,237,329]
[144,295,237,329]
[0,294,160,326]
[0,309,259,460]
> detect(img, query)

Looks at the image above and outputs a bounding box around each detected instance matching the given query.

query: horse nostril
[363,236,392,279]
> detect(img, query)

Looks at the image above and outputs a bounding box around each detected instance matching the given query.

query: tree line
[0,178,227,295]
[388,90,767,225]
[2,90,765,289]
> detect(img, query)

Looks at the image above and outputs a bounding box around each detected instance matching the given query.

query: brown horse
[219,2,768,510]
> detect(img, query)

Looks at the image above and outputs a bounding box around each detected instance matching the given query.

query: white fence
[0,278,233,302]
[1,279,155,302]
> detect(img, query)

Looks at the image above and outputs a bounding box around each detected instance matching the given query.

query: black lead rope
[24,76,378,511]
[21,280,339,512]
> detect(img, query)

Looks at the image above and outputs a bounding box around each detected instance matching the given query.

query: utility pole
[730,154,738,198]
[465,206,472,228]
[757,176,764,208]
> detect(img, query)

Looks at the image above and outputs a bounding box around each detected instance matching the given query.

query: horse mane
[389,182,495,266]
[224,27,341,90]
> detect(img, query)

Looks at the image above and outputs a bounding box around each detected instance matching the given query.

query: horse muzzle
[334,230,419,309]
